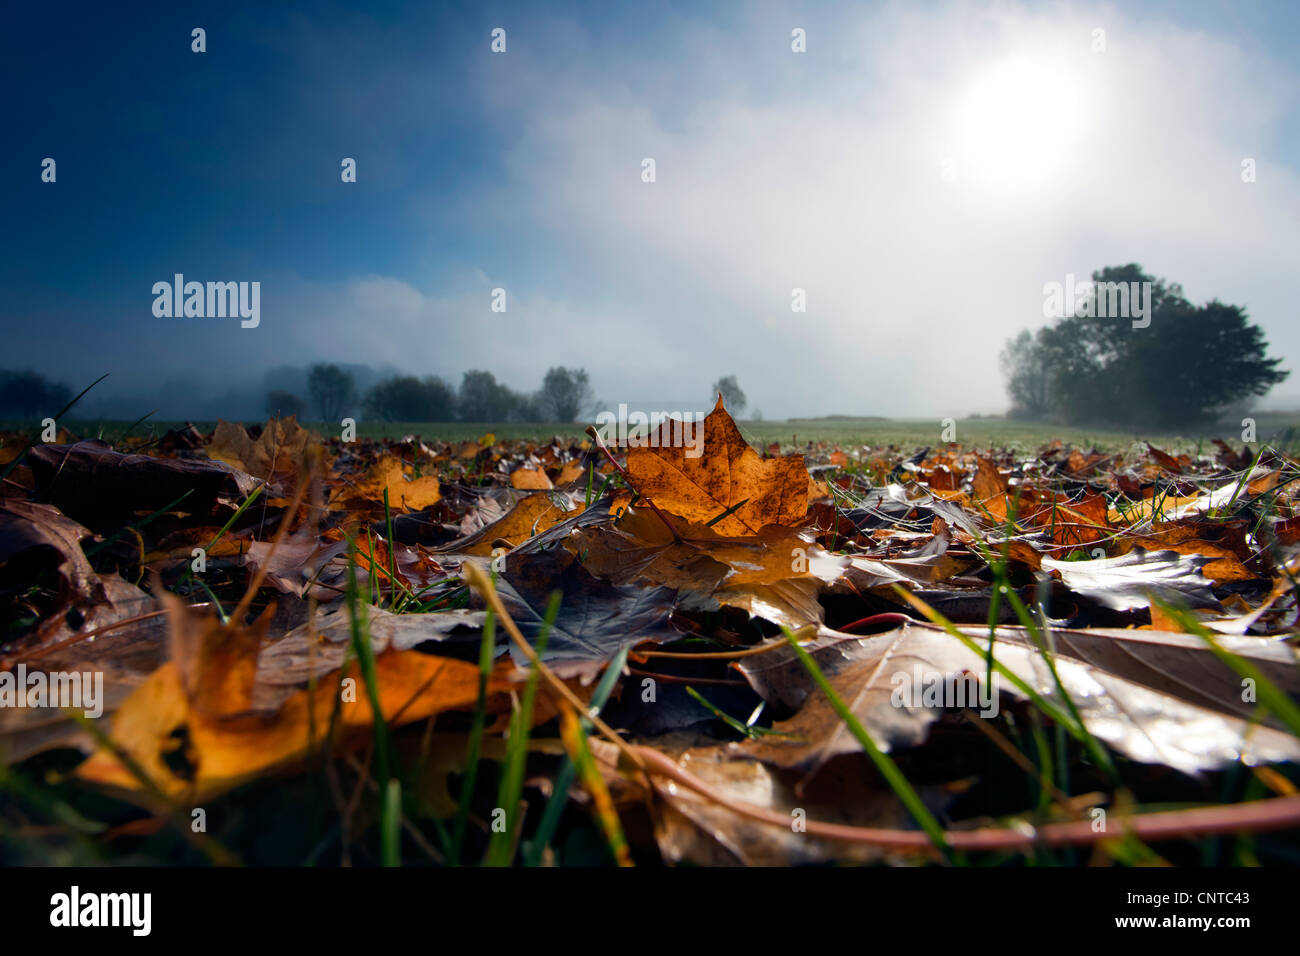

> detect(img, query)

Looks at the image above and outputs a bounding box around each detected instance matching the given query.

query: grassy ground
[5,410,1300,866]
[44,411,1300,454]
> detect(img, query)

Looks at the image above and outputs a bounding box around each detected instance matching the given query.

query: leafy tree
[1001,266,1287,427]
[264,389,307,418]
[458,370,517,422]
[710,375,747,416]
[261,365,310,402]
[364,375,456,422]
[0,369,73,419]
[509,392,545,424]
[307,363,356,422]
[536,367,593,422]
[999,331,1054,420]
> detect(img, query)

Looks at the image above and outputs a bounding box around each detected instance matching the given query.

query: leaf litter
[2,408,1300,865]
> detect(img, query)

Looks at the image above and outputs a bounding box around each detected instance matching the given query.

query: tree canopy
[1001,265,1287,427]
[0,369,73,419]
[364,375,456,422]
[457,370,519,422]
[536,367,593,422]
[711,375,747,416]
[264,389,307,419]
[307,363,356,422]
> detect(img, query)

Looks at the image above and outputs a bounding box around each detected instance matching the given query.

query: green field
[738,413,1300,454]
[19,410,1300,456]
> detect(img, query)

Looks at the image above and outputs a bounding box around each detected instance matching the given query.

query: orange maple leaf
[625,396,809,536]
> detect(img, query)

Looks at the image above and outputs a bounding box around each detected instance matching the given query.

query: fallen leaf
[626,397,808,536]
[738,620,1300,778]
[27,442,257,526]
[207,417,315,487]
[510,466,553,490]
[1041,549,1221,611]
[496,545,681,664]
[346,456,441,511]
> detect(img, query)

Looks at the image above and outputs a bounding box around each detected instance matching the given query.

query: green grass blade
[484,591,559,866]
[450,609,498,865]
[345,541,395,794]
[781,625,954,861]
[382,778,402,867]
[524,644,629,867]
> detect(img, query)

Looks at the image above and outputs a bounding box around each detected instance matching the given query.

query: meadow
[46,410,1300,455]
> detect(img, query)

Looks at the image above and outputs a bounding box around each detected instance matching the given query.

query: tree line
[0,369,73,419]
[272,368,754,423]
[1001,264,1287,428]
[0,365,754,425]
[266,365,597,423]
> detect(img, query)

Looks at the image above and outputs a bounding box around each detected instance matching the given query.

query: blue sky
[3,1,1299,419]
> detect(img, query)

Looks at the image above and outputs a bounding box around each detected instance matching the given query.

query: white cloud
[442,1,1300,417]
[148,2,1296,421]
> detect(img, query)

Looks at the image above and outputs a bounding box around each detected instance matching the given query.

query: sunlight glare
[954,55,1088,195]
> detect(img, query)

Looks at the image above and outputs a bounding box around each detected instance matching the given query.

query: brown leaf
[76,601,519,802]
[0,575,165,761]
[554,460,586,486]
[439,492,583,556]
[163,591,269,719]
[1145,442,1185,474]
[647,742,927,865]
[1122,523,1254,584]
[346,456,441,511]
[510,466,553,490]
[207,417,316,486]
[626,397,808,536]
[972,456,1007,503]
[0,500,106,629]
[27,442,256,525]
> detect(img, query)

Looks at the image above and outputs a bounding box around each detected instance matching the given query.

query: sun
[952,55,1088,195]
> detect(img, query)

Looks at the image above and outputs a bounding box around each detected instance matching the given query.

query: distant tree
[711,375,747,416]
[307,363,356,422]
[458,370,517,422]
[264,389,307,418]
[364,375,457,422]
[0,369,73,419]
[1001,265,1288,427]
[536,367,593,422]
[998,331,1054,420]
[509,392,546,424]
[261,365,310,402]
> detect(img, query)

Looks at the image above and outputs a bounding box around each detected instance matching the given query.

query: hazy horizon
[5,1,1299,421]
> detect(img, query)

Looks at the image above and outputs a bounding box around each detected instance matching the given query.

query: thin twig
[622,744,1300,855]
[3,604,213,669]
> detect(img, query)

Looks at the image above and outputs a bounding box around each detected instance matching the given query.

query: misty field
[29,411,1300,455]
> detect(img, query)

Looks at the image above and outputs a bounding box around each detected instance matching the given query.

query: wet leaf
[496,545,681,664]
[1041,549,1221,611]
[738,620,1300,778]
